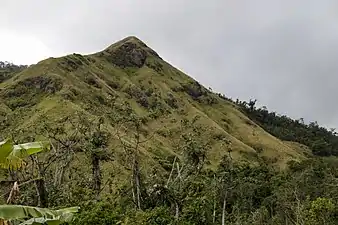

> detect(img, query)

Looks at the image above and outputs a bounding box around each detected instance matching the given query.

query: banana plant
[0,139,49,170]
[0,141,79,224]
[0,205,79,225]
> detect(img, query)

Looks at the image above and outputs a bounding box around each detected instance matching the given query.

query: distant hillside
[0,61,27,83]
[235,99,338,157]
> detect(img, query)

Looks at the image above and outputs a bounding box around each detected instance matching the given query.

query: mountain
[0,36,308,170]
[5,36,338,224]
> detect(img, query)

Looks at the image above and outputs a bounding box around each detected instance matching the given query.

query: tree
[0,140,49,206]
[80,117,110,199]
[40,114,111,200]
[0,140,48,170]
[248,99,257,111]
[116,113,149,210]
[0,205,78,225]
[0,140,78,225]
[152,116,213,221]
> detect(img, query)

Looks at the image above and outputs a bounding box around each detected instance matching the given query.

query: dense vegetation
[1,36,338,224]
[71,156,338,225]
[0,61,27,83]
[237,99,338,156]
[3,113,338,224]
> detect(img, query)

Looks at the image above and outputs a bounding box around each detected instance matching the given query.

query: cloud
[0,31,51,64]
[1,0,338,128]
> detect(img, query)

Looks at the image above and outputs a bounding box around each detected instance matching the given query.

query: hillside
[237,99,338,157]
[4,36,338,225]
[0,61,27,83]
[0,36,307,170]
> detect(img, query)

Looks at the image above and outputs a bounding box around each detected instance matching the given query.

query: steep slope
[0,36,306,173]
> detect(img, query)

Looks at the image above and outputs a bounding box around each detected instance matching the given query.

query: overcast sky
[1,0,338,128]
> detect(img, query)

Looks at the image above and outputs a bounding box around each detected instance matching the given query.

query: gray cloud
[1,0,338,128]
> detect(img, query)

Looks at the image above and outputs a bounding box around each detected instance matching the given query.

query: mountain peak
[121,36,144,43]
[98,36,161,68]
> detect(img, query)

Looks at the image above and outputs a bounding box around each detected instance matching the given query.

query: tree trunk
[132,151,142,210]
[213,199,216,224]
[6,182,19,204]
[56,156,73,186]
[53,168,59,186]
[175,201,179,220]
[131,178,136,205]
[34,164,48,208]
[91,153,101,198]
[35,177,48,207]
[212,174,216,224]
[221,194,227,225]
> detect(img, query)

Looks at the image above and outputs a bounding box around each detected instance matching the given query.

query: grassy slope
[0,36,307,180]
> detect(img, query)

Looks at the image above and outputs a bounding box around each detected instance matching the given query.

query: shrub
[106,80,120,89]
[165,92,179,109]
[84,75,101,88]
[182,81,207,100]
[71,201,123,225]
[1,75,63,109]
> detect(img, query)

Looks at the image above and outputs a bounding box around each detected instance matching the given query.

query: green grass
[0,36,308,183]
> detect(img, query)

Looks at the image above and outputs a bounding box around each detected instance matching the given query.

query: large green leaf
[0,140,49,169]
[55,207,79,222]
[0,205,79,224]
[19,217,61,225]
[0,140,13,165]
[13,142,49,156]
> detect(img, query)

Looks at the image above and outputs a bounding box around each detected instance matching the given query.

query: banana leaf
[0,140,49,169]
[0,205,79,224]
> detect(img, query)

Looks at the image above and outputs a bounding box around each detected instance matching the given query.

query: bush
[1,75,63,109]
[165,92,179,109]
[106,80,120,89]
[145,58,164,73]
[84,75,101,88]
[182,81,207,100]
[71,201,124,225]
[123,207,175,225]
[58,56,82,72]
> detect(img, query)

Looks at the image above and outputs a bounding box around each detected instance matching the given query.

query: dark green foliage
[171,85,184,93]
[84,75,101,88]
[72,53,90,66]
[1,75,63,109]
[4,36,338,225]
[60,87,81,101]
[70,201,124,225]
[199,94,219,105]
[5,103,338,225]
[0,61,27,82]
[72,156,338,225]
[124,84,149,107]
[105,79,120,89]
[144,87,154,97]
[146,57,164,73]
[175,81,219,105]
[149,94,167,112]
[182,81,208,100]
[238,99,338,156]
[58,56,83,72]
[165,92,179,109]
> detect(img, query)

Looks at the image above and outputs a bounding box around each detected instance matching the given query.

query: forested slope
[1,36,337,224]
